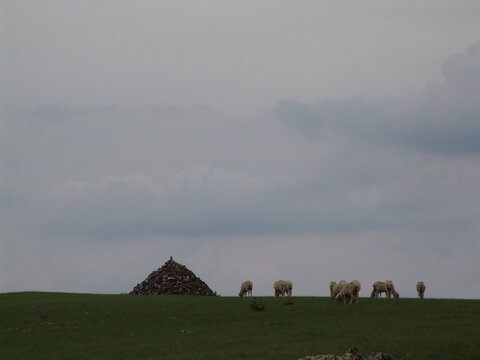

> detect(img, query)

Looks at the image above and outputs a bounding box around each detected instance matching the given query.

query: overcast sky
[1,1,480,298]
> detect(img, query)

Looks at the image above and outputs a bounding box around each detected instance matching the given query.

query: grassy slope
[1,292,479,360]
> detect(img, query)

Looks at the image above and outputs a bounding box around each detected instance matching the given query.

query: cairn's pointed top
[163,256,182,268]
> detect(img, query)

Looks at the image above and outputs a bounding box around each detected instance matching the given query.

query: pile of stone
[298,348,392,360]
[130,257,214,296]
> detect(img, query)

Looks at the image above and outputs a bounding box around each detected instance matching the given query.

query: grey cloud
[34,153,479,245]
[275,42,480,155]
[5,90,478,249]
[273,100,325,140]
[441,41,480,94]
[28,105,115,124]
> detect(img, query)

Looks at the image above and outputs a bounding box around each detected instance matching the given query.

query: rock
[129,257,214,296]
[297,349,393,360]
[371,353,392,360]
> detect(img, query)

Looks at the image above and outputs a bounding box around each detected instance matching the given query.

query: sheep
[370,281,387,298]
[274,280,286,297]
[238,280,253,297]
[386,280,396,298]
[329,281,336,298]
[273,280,292,297]
[352,280,361,302]
[331,280,347,299]
[335,280,361,304]
[371,281,399,298]
[416,281,426,299]
[285,280,293,297]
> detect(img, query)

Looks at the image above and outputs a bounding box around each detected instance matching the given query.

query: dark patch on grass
[283,297,294,305]
[250,297,265,311]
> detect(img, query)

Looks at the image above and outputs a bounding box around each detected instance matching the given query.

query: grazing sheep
[238,280,253,297]
[274,280,286,297]
[352,280,361,302]
[274,280,292,297]
[416,281,426,299]
[371,281,399,298]
[330,281,336,298]
[386,280,396,298]
[370,281,387,298]
[331,280,347,299]
[335,280,361,304]
[285,280,293,297]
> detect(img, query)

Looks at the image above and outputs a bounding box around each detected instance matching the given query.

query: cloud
[274,41,480,155]
[14,40,479,243]
[33,152,480,248]
[441,41,480,94]
[38,164,277,239]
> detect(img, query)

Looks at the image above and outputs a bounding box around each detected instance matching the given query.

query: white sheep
[285,280,293,297]
[331,280,347,299]
[370,281,387,298]
[238,280,253,297]
[274,280,285,297]
[335,280,361,304]
[386,280,396,298]
[371,281,399,298]
[416,281,426,299]
[274,280,292,297]
[329,281,336,298]
[352,280,361,302]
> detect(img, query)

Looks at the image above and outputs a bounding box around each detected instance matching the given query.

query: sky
[1,1,480,298]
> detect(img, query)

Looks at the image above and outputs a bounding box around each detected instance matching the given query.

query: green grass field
[1,292,479,360]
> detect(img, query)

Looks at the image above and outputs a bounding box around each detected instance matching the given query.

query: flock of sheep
[238,279,427,302]
[330,280,361,304]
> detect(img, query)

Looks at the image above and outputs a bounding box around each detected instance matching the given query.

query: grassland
[1,292,479,360]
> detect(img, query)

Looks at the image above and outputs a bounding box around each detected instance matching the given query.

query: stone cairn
[130,257,214,296]
[297,348,392,360]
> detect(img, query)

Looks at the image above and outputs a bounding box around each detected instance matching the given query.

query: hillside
[1,292,479,360]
